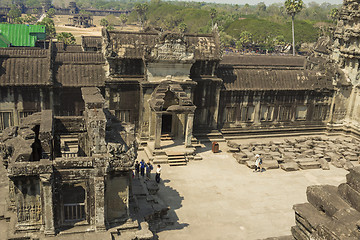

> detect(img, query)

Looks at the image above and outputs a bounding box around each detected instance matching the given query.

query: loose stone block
[338,183,360,213]
[298,161,321,170]
[306,185,351,217]
[281,162,300,171]
[318,158,330,170]
[262,160,279,169]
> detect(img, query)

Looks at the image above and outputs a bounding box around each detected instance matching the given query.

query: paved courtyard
[155,139,353,240]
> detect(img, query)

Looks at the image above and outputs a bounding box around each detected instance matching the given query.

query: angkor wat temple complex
[0,0,360,239]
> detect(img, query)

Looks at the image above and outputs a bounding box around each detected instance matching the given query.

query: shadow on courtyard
[154,178,189,234]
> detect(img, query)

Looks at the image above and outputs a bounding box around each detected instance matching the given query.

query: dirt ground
[53,15,140,44]
[153,136,356,240]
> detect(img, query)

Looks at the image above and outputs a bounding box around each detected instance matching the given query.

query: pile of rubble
[229,136,360,171]
[291,166,360,239]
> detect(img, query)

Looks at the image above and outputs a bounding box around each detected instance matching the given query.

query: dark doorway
[162,114,172,134]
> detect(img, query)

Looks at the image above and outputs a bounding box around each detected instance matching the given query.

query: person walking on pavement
[146,162,153,180]
[134,160,140,179]
[140,159,145,178]
[155,165,162,183]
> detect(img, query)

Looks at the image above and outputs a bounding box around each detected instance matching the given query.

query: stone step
[168,156,185,160]
[306,185,352,217]
[166,152,185,156]
[153,156,168,164]
[168,158,186,162]
[169,162,187,166]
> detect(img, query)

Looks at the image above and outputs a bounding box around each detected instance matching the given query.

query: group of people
[134,159,162,183]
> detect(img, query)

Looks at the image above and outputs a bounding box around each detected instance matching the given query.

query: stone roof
[217,55,333,91]
[220,55,305,68]
[81,36,102,49]
[218,68,332,91]
[0,48,51,86]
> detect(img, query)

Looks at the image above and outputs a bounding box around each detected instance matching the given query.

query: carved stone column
[40,173,55,236]
[94,176,106,231]
[212,83,221,129]
[253,96,261,125]
[154,112,162,149]
[185,113,194,147]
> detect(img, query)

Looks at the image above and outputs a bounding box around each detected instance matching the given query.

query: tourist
[254,154,263,172]
[146,162,153,180]
[140,159,145,178]
[155,165,161,183]
[134,160,140,179]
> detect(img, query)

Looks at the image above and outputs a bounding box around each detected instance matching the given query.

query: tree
[285,0,303,56]
[134,3,148,28]
[243,3,250,15]
[257,2,267,13]
[46,8,55,18]
[57,32,75,45]
[100,18,109,27]
[329,8,339,23]
[236,31,252,50]
[178,22,187,33]
[37,17,56,38]
[8,5,21,23]
[119,14,128,28]
[210,8,217,29]
[24,14,37,24]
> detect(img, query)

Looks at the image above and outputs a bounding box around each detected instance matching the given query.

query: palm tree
[285,0,303,56]
[134,3,149,29]
[210,8,217,29]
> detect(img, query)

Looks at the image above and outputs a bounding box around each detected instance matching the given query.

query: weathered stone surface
[227,140,240,149]
[318,158,330,170]
[346,167,360,192]
[233,153,248,164]
[281,162,300,171]
[246,160,256,169]
[293,203,331,233]
[262,160,279,169]
[306,185,351,217]
[344,161,354,171]
[298,161,321,170]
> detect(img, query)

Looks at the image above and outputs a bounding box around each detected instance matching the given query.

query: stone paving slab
[156,139,351,240]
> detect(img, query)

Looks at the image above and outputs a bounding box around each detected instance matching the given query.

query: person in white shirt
[155,165,162,183]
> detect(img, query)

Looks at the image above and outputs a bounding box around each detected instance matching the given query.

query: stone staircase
[193,129,225,143]
[60,134,78,157]
[160,134,173,141]
[167,152,187,166]
[289,166,360,240]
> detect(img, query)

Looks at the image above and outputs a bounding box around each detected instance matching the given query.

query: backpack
[259,158,262,164]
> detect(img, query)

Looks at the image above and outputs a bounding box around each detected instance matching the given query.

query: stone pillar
[212,83,221,129]
[40,174,55,236]
[40,88,45,110]
[49,88,54,112]
[154,113,162,149]
[185,113,194,147]
[94,176,106,231]
[253,97,261,125]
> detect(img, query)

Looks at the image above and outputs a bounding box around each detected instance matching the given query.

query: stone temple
[0,0,360,239]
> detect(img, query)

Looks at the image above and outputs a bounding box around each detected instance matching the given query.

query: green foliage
[106,24,115,30]
[24,14,37,24]
[329,8,339,22]
[178,22,187,33]
[119,14,128,26]
[134,3,148,27]
[285,0,303,16]
[46,8,56,18]
[224,18,318,51]
[37,17,56,38]
[57,32,76,45]
[100,18,109,27]
[8,5,21,23]
[236,31,253,49]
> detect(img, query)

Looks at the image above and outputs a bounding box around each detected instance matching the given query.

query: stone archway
[149,81,196,148]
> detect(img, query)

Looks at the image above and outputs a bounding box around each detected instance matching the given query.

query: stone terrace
[148,135,359,240]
